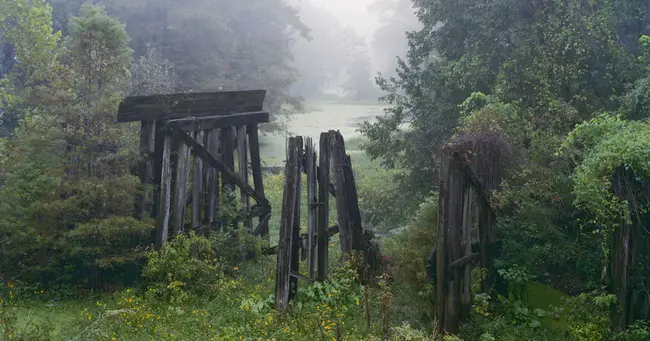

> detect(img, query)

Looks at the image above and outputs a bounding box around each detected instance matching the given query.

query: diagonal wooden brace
[173,128,270,206]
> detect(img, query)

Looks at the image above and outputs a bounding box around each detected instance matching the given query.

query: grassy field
[259,101,387,165]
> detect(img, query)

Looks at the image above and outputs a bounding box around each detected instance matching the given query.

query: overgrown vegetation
[1,0,650,339]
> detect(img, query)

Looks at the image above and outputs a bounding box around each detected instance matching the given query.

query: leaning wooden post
[275,137,303,310]
[305,138,318,278]
[317,132,331,281]
[330,131,352,254]
[289,138,303,301]
[156,132,173,248]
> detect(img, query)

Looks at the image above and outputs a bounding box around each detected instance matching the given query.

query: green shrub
[143,233,222,303]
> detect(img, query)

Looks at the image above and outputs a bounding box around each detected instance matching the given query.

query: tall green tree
[0,3,148,288]
[361,0,644,202]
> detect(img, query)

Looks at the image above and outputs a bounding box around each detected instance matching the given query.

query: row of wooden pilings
[274,130,378,310]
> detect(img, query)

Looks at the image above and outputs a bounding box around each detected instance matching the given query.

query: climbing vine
[562,115,650,233]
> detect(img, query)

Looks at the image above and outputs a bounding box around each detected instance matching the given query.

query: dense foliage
[1,0,650,339]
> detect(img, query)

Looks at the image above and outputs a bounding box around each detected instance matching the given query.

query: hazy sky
[309,0,380,39]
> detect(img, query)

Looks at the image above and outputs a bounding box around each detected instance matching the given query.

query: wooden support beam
[156,134,172,248]
[172,137,191,235]
[275,137,303,310]
[317,132,331,282]
[118,90,266,122]
[248,124,269,239]
[237,126,252,230]
[164,112,269,132]
[192,131,204,230]
[173,128,269,207]
[204,130,220,229]
[150,120,165,219]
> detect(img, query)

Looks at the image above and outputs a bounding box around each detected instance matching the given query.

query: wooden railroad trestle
[118,90,271,247]
[274,131,376,310]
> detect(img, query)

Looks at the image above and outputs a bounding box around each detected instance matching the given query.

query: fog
[1,0,419,135]
[309,0,380,39]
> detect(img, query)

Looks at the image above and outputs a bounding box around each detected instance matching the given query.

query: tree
[361,0,643,203]
[369,0,420,78]
[341,28,380,102]
[0,2,147,288]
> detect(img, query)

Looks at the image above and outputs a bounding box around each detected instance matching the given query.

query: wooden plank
[204,130,220,229]
[275,137,302,310]
[317,132,331,282]
[173,128,270,207]
[165,112,269,132]
[156,134,172,248]
[172,137,191,235]
[237,126,252,230]
[150,120,165,219]
[117,90,266,122]
[289,138,303,301]
[135,120,154,220]
[192,131,205,230]
[305,138,318,279]
[248,124,269,239]
[330,131,352,254]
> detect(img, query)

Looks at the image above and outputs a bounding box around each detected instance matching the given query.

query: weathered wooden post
[275,137,303,310]
[156,132,173,248]
[305,138,318,278]
[317,132,331,282]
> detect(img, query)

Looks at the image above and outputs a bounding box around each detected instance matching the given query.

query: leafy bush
[143,233,222,303]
